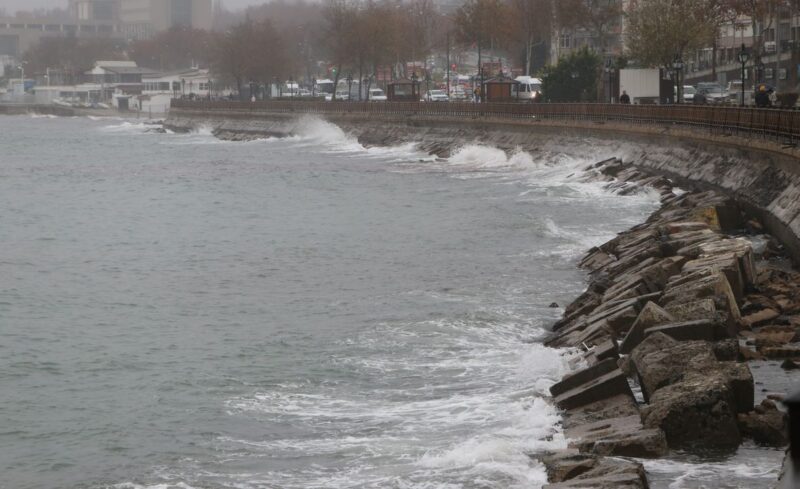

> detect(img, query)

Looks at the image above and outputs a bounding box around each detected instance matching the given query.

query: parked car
[696,82,728,104]
[368,88,387,101]
[449,86,468,101]
[325,90,350,101]
[673,85,696,103]
[424,89,449,102]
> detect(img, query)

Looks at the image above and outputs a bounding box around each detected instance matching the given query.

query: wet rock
[660,270,741,336]
[712,339,741,361]
[643,319,723,343]
[554,368,633,410]
[543,457,649,488]
[540,451,596,483]
[631,337,716,401]
[762,346,800,359]
[742,308,780,328]
[752,328,795,348]
[642,370,742,448]
[780,358,800,369]
[550,358,619,398]
[664,298,718,322]
[566,414,668,457]
[737,399,788,446]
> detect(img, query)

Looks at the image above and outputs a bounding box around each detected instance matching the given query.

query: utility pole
[446,32,451,99]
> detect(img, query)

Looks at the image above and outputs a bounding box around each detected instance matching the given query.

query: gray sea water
[0,115,784,489]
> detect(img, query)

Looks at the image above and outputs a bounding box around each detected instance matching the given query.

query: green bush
[541,48,601,103]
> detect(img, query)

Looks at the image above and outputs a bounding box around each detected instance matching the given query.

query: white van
[515,76,542,101]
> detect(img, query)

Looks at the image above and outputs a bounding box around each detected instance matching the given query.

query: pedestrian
[755,85,770,108]
[619,90,631,104]
[473,86,481,103]
[692,90,707,105]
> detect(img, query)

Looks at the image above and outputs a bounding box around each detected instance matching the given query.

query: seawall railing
[171,99,800,146]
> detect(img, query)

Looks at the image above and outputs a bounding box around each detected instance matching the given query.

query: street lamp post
[181,78,186,97]
[425,71,431,99]
[672,55,684,104]
[207,79,213,101]
[737,43,749,106]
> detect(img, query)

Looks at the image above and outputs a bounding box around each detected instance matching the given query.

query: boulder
[738,399,789,446]
[554,369,633,410]
[643,319,725,343]
[562,394,641,429]
[742,308,780,328]
[631,338,717,401]
[712,339,741,361]
[550,358,619,398]
[660,270,741,336]
[566,414,668,457]
[632,335,754,411]
[543,457,649,488]
[540,451,597,483]
[664,298,718,322]
[682,253,745,302]
[619,302,675,354]
[642,370,742,448]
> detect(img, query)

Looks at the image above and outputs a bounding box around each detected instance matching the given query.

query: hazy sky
[2,0,274,15]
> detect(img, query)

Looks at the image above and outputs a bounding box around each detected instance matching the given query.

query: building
[550,0,631,64]
[0,16,123,59]
[142,67,211,97]
[69,0,120,21]
[119,0,213,40]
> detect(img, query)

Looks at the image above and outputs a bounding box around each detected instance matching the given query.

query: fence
[171,99,800,146]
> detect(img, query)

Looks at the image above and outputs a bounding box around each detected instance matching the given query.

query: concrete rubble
[540,157,793,487]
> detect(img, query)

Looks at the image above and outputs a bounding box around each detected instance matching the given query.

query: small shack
[387,79,420,102]
[482,75,520,102]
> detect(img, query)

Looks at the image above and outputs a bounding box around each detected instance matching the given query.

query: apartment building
[119,0,213,40]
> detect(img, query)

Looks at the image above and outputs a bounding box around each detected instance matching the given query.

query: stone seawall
[166,109,800,264]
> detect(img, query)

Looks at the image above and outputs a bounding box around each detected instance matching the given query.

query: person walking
[619,90,631,104]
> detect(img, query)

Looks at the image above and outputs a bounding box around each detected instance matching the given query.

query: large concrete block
[554,369,633,410]
[619,302,675,354]
[550,358,619,398]
[643,319,724,343]
[643,371,742,448]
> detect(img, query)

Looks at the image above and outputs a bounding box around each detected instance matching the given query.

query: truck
[618,68,672,104]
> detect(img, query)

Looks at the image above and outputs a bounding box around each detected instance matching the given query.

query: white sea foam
[99,121,152,133]
[290,116,433,161]
[642,456,781,488]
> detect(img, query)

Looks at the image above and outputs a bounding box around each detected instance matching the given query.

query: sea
[0,114,785,489]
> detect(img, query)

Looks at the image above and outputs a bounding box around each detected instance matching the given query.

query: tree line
[13,0,800,99]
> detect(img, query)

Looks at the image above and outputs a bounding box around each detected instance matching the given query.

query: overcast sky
[2,0,274,15]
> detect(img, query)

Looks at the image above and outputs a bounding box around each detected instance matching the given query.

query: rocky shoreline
[538,158,798,488]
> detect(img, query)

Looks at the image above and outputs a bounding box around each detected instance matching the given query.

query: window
[199,82,209,91]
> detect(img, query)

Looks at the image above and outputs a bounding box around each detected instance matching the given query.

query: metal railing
[171,99,800,146]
